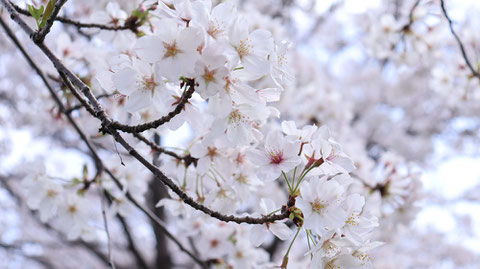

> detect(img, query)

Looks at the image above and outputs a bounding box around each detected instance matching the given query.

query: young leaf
[39,0,55,29]
[27,5,37,19]
[27,4,44,28]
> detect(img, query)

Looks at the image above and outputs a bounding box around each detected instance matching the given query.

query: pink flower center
[268,150,284,165]
[163,41,180,58]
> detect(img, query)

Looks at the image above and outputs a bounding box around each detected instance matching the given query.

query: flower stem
[267,208,281,216]
[282,226,302,268]
[292,166,315,194]
[282,171,293,193]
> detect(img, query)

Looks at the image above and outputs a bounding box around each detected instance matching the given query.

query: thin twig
[440,0,480,80]
[401,0,421,31]
[132,132,197,167]
[66,93,115,114]
[109,82,196,134]
[100,187,117,269]
[116,214,150,269]
[11,1,130,31]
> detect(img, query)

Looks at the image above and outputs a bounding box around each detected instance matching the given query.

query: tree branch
[132,132,197,167]
[109,81,196,134]
[116,214,150,269]
[440,0,480,80]
[66,93,115,114]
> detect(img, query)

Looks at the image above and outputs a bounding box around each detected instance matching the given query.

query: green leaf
[28,4,44,28]
[77,188,86,196]
[131,8,149,21]
[39,0,55,29]
[71,177,82,185]
[27,5,37,18]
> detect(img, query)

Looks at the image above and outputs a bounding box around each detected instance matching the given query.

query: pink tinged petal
[278,158,301,172]
[38,200,56,222]
[314,125,330,140]
[246,149,270,166]
[284,140,301,157]
[265,131,283,151]
[155,58,180,82]
[196,157,211,175]
[135,35,164,63]
[320,140,333,159]
[281,121,298,136]
[211,2,236,28]
[299,181,316,203]
[269,106,281,118]
[295,197,312,217]
[318,179,344,202]
[166,114,185,131]
[178,27,203,52]
[270,222,292,240]
[250,225,268,247]
[112,68,137,95]
[125,90,152,113]
[257,87,283,103]
[260,198,277,213]
[190,143,208,158]
[227,122,250,145]
[331,155,356,173]
[258,165,282,182]
[324,207,348,229]
[242,54,270,78]
[307,213,326,235]
[334,254,363,267]
[249,29,274,56]
[229,18,249,45]
[345,194,365,213]
[155,18,179,42]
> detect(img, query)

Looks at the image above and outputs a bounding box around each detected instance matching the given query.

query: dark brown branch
[132,132,197,167]
[33,0,69,43]
[0,10,207,268]
[393,0,421,39]
[11,1,130,31]
[1,0,290,226]
[440,0,480,80]
[400,0,421,32]
[116,214,150,269]
[109,81,196,134]
[66,93,115,114]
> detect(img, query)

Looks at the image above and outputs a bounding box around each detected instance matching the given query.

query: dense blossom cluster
[1,0,480,268]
